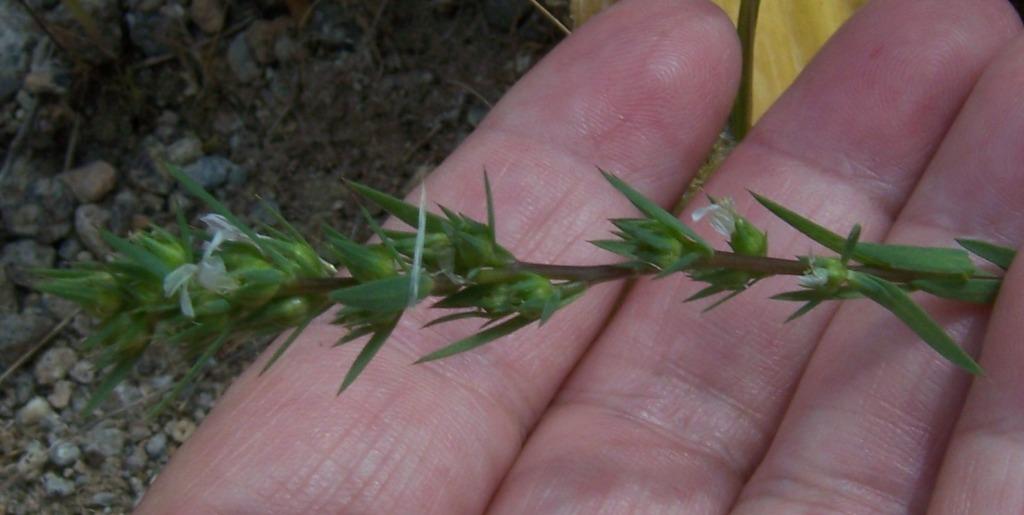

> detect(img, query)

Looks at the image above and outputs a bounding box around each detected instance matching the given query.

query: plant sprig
[33,169,1015,416]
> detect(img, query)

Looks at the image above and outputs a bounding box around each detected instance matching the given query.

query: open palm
[139,1,1024,513]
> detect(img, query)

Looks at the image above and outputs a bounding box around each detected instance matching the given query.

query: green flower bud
[730,218,768,257]
[799,256,849,292]
[137,232,189,268]
[249,296,312,330]
[220,244,274,272]
[193,297,233,317]
[230,268,287,307]
[693,197,767,257]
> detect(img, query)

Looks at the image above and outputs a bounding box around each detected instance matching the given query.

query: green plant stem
[286,251,990,297]
[517,252,981,285]
[729,0,761,141]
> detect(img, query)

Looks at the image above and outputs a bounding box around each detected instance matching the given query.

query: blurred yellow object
[715,0,866,121]
[569,0,866,122]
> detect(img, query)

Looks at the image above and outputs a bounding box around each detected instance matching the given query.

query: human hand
[138,1,1024,512]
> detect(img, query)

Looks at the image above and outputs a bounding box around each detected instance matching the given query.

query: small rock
[88,491,117,508]
[127,143,173,194]
[190,0,225,34]
[16,440,48,477]
[47,380,73,409]
[28,177,75,243]
[112,381,143,407]
[56,237,83,262]
[1,239,56,285]
[124,444,148,470]
[0,312,50,351]
[83,426,125,461]
[42,471,76,497]
[2,202,44,238]
[466,103,488,127]
[42,292,78,319]
[48,440,81,467]
[34,346,77,384]
[227,33,260,83]
[166,418,197,443]
[144,432,167,458]
[68,359,96,384]
[109,190,140,234]
[166,134,204,165]
[246,18,291,65]
[17,397,54,426]
[59,160,118,203]
[127,420,151,441]
[0,170,75,242]
[74,204,112,257]
[183,156,239,189]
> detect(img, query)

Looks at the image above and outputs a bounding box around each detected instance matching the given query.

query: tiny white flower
[798,267,830,289]
[197,256,238,293]
[200,213,253,260]
[691,198,737,237]
[164,263,199,317]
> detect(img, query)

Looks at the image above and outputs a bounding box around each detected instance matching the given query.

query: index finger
[138,1,740,512]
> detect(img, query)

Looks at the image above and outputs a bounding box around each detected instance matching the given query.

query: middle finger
[487,1,1018,513]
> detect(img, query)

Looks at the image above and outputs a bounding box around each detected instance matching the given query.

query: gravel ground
[0,1,561,511]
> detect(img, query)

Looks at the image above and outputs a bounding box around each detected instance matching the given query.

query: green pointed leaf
[338,317,400,393]
[149,329,232,417]
[167,164,290,269]
[423,311,488,328]
[772,289,861,302]
[259,198,310,247]
[100,231,170,279]
[752,192,973,275]
[957,239,1016,270]
[323,226,394,282]
[433,284,492,309]
[848,271,982,374]
[910,277,1001,304]
[259,315,316,375]
[415,316,533,363]
[81,357,138,417]
[841,224,861,263]
[539,289,561,325]
[656,253,701,278]
[81,313,133,351]
[589,239,637,259]
[601,170,713,256]
[359,206,406,269]
[483,171,496,244]
[330,275,430,312]
[346,181,445,232]
[856,243,974,276]
[685,284,725,302]
[335,325,375,346]
[785,300,821,323]
[173,202,194,262]
[702,288,744,312]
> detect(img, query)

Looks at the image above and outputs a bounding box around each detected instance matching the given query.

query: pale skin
[139,0,1024,513]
